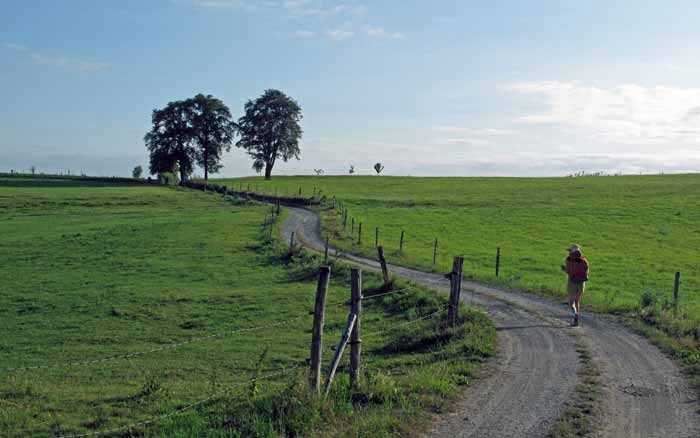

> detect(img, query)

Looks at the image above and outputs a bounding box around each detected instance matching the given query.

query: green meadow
[0,177,494,437]
[218,174,700,320]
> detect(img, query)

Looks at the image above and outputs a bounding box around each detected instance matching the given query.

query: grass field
[0,177,494,437]
[218,174,700,322]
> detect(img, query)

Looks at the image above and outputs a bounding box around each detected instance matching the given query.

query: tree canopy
[144,94,235,182]
[236,89,303,180]
[144,100,195,182]
[189,94,236,181]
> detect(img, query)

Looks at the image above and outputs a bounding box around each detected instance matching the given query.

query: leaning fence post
[447,256,464,327]
[375,226,379,248]
[310,266,331,393]
[433,238,438,267]
[496,247,501,277]
[377,246,390,285]
[674,271,681,319]
[325,313,357,397]
[399,230,405,253]
[350,268,362,388]
[289,231,295,250]
[324,236,330,262]
[357,222,362,245]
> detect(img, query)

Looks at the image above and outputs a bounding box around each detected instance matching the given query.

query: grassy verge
[0,177,495,437]
[547,339,603,438]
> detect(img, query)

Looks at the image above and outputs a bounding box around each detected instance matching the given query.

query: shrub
[158,172,179,186]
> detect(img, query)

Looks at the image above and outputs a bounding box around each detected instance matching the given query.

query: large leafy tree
[188,94,236,181]
[145,94,235,182]
[236,89,303,180]
[144,100,196,182]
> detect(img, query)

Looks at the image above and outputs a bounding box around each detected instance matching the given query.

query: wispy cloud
[181,1,403,42]
[292,29,316,38]
[327,29,354,40]
[365,26,405,40]
[3,42,111,73]
[506,81,700,145]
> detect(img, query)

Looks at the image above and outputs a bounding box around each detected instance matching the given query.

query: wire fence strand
[362,305,448,339]
[57,363,305,438]
[2,314,310,374]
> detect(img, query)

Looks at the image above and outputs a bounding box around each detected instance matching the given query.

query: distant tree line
[144,89,303,182]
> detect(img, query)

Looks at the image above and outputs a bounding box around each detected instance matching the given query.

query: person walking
[561,244,589,326]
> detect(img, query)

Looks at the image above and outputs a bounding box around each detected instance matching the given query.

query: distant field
[0,177,493,437]
[218,174,700,318]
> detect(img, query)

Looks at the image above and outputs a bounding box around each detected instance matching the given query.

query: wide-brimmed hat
[568,244,581,253]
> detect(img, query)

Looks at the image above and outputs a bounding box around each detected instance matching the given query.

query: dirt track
[281,207,700,438]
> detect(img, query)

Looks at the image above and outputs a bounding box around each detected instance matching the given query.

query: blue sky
[3,0,700,177]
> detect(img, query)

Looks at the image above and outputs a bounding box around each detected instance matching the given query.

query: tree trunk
[264,161,273,180]
[204,147,209,181]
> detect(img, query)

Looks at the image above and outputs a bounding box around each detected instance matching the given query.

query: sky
[2,0,700,177]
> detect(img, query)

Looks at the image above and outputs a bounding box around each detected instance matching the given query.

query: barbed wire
[362,305,448,339]
[57,363,305,438]
[1,314,310,374]
[361,287,412,302]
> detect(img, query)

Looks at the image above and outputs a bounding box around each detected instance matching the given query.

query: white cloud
[365,26,405,40]
[506,81,700,145]
[292,30,316,38]
[3,42,111,73]
[432,126,513,135]
[327,29,354,40]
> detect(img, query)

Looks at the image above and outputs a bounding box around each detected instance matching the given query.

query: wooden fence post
[399,230,405,253]
[350,268,362,388]
[351,218,355,238]
[447,256,464,327]
[375,226,379,248]
[289,231,295,250]
[674,271,681,319]
[357,222,362,245]
[433,238,438,267]
[377,246,390,285]
[324,313,357,397]
[496,247,501,277]
[299,186,302,196]
[310,266,331,393]
[324,236,330,262]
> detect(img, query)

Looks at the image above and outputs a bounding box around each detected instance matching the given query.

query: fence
[240,185,694,322]
[1,209,463,437]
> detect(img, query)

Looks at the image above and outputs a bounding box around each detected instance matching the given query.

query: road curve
[281,207,700,438]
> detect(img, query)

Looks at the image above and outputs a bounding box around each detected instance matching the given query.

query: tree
[188,94,236,181]
[349,165,355,175]
[30,166,36,175]
[373,162,384,175]
[252,159,264,175]
[314,168,324,176]
[132,165,143,179]
[236,89,303,180]
[144,100,196,183]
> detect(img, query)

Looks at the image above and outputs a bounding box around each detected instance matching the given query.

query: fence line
[58,363,306,438]
[361,287,412,302]
[362,305,449,339]
[2,314,310,374]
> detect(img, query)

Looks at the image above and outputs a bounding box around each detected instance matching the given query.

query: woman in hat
[561,244,589,326]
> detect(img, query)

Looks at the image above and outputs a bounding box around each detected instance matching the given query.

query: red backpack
[569,256,589,283]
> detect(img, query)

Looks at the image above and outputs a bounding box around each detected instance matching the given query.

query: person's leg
[574,283,585,320]
[567,281,577,315]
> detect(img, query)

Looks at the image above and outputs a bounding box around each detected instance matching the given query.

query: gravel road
[280,207,700,438]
